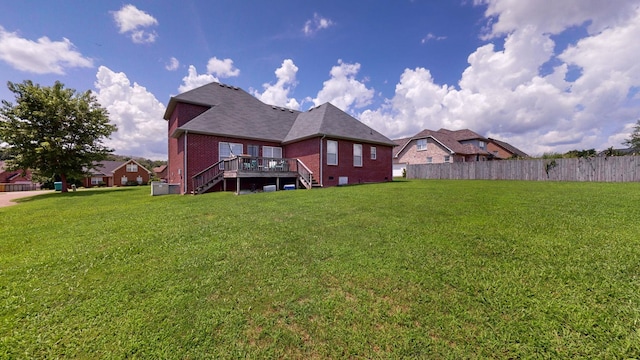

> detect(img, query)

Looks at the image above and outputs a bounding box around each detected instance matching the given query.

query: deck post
[276,177,280,190]
[236,177,240,194]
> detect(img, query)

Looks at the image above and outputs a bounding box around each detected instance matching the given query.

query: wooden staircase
[296,159,321,189]
[192,161,224,194]
[191,158,321,194]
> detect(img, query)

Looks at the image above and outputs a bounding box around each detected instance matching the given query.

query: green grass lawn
[1,180,640,358]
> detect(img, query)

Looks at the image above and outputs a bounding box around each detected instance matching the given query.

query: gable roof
[284,103,395,145]
[112,159,152,174]
[394,128,490,158]
[487,138,529,158]
[88,160,151,176]
[165,82,395,147]
[88,161,123,176]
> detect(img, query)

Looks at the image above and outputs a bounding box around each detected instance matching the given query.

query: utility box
[151,181,168,196]
[54,182,63,191]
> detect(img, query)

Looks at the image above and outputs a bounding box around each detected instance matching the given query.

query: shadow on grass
[14,187,141,204]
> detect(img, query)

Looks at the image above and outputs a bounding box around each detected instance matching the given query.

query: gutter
[320,134,325,187]
[184,130,188,194]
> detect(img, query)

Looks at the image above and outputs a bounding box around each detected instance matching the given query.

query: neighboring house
[487,137,529,159]
[0,161,37,191]
[164,82,395,194]
[393,128,528,175]
[153,164,168,181]
[0,161,33,184]
[84,159,152,188]
[597,147,639,157]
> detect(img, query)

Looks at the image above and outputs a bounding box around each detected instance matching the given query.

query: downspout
[320,134,326,187]
[183,130,188,194]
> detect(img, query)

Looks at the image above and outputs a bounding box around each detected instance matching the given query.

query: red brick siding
[184,134,282,194]
[487,142,511,159]
[167,103,208,190]
[83,176,111,188]
[284,138,321,176]
[322,138,392,187]
[113,161,151,186]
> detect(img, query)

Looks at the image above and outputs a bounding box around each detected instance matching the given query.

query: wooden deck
[192,156,316,194]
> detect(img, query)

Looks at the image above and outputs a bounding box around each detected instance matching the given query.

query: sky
[1,0,639,160]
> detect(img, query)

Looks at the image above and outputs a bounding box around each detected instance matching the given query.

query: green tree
[0,80,116,192]
[623,119,640,152]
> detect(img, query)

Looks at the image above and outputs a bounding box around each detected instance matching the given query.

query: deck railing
[226,156,298,173]
[296,159,314,189]
[191,160,224,194]
[192,156,315,193]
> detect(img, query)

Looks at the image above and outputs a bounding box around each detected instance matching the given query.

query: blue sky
[1,0,639,160]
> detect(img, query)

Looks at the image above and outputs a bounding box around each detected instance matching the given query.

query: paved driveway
[0,190,54,208]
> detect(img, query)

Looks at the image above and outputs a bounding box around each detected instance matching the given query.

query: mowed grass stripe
[1,180,639,358]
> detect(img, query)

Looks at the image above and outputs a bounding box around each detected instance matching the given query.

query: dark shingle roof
[164,82,395,146]
[89,161,123,176]
[487,138,529,158]
[285,103,395,146]
[394,128,490,157]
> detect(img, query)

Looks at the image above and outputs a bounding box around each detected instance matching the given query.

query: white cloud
[0,26,92,74]
[303,13,334,36]
[476,0,639,37]
[360,1,640,156]
[310,60,374,112]
[252,59,300,110]
[206,57,240,78]
[165,57,179,71]
[111,4,158,44]
[421,33,447,43]
[178,65,218,93]
[94,66,166,160]
[178,57,243,93]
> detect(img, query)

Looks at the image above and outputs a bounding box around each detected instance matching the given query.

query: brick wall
[113,161,151,186]
[396,139,452,164]
[167,103,209,191]
[322,138,392,187]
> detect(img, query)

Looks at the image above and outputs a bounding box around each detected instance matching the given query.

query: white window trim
[126,163,138,172]
[371,146,377,160]
[327,140,338,166]
[417,139,427,151]
[354,144,362,167]
[262,146,282,159]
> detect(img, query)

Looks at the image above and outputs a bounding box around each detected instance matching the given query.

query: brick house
[393,128,528,176]
[163,82,395,194]
[84,159,152,188]
[0,161,38,191]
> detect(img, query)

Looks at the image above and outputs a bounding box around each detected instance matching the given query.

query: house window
[327,140,338,165]
[121,175,128,185]
[444,155,451,163]
[91,177,102,185]
[136,175,143,184]
[126,163,138,172]
[427,157,433,164]
[479,141,486,149]
[417,139,427,151]
[371,146,377,160]
[354,144,362,167]
[262,146,282,158]
[219,142,243,166]
[248,144,259,157]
